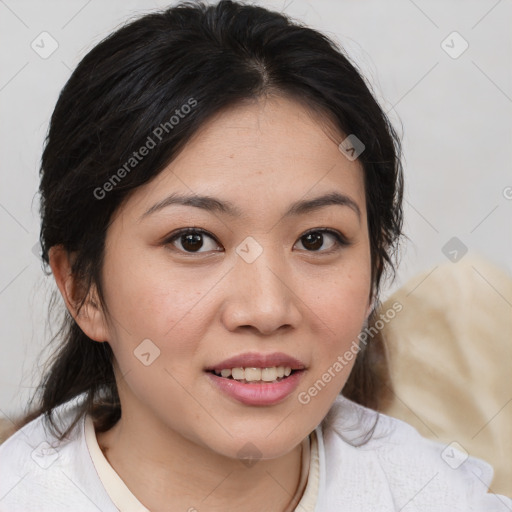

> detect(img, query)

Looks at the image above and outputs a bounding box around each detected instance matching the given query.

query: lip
[204,351,306,372]
[206,369,305,406]
[204,351,307,406]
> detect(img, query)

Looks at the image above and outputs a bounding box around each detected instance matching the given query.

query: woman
[0,1,510,510]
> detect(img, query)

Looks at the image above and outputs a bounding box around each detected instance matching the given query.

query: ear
[48,245,109,342]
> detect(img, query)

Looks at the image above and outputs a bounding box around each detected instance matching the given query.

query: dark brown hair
[16,0,403,441]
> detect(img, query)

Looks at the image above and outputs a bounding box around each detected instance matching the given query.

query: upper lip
[205,352,306,372]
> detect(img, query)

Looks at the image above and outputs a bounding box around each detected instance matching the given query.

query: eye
[165,228,222,254]
[295,229,349,253]
[164,227,349,255]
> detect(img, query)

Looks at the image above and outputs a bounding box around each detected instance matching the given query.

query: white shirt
[0,394,510,511]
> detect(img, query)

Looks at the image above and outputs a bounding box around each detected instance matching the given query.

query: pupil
[303,232,322,251]
[182,233,203,252]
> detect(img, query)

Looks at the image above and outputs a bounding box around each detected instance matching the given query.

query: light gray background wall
[1,0,511,416]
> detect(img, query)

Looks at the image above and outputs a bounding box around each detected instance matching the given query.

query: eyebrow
[140,191,361,222]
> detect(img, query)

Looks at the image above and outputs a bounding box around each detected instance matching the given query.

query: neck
[95,408,308,512]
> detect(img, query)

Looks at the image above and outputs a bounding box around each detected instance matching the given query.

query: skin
[50,94,372,512]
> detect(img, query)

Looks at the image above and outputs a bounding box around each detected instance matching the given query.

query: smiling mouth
[207,366,302,384]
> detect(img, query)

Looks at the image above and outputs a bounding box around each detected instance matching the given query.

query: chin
[204,428,306,463]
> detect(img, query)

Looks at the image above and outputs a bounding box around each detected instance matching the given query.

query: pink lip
[204,352,307,406]
[206,370,305,406]
[204,351,306,372]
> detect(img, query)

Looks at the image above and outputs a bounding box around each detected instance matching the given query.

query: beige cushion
[380,255,512,496]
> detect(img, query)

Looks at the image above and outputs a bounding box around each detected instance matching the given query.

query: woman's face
[98,95,372,460]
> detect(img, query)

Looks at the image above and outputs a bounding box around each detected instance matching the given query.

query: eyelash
[163,227,350,256]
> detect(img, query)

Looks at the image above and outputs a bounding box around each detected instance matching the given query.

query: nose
[220,246,302,336]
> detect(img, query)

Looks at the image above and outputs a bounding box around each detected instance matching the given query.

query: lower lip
[206,370,305,406]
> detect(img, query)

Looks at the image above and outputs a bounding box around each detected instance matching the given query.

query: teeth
[213,366,294,383]
[232,367,244,380]
[245,367,262,381]
[261,367,277,382]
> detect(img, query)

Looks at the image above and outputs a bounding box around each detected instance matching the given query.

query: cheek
[100,251,211,358]
[307,257,371,333]
[99,261,211,410]
[295,285,368,426]
[300,260,371,389]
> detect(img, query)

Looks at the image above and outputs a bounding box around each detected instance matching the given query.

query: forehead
[124,95,366,223]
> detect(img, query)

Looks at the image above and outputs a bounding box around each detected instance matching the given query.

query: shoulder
[0,397,82,470]
[0,408,68,477]
[318,395,512,511]
[0,397,116,512]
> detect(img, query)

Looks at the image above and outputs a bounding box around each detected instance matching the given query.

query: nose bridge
[225,235,300,333]
[237,236,289,303]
